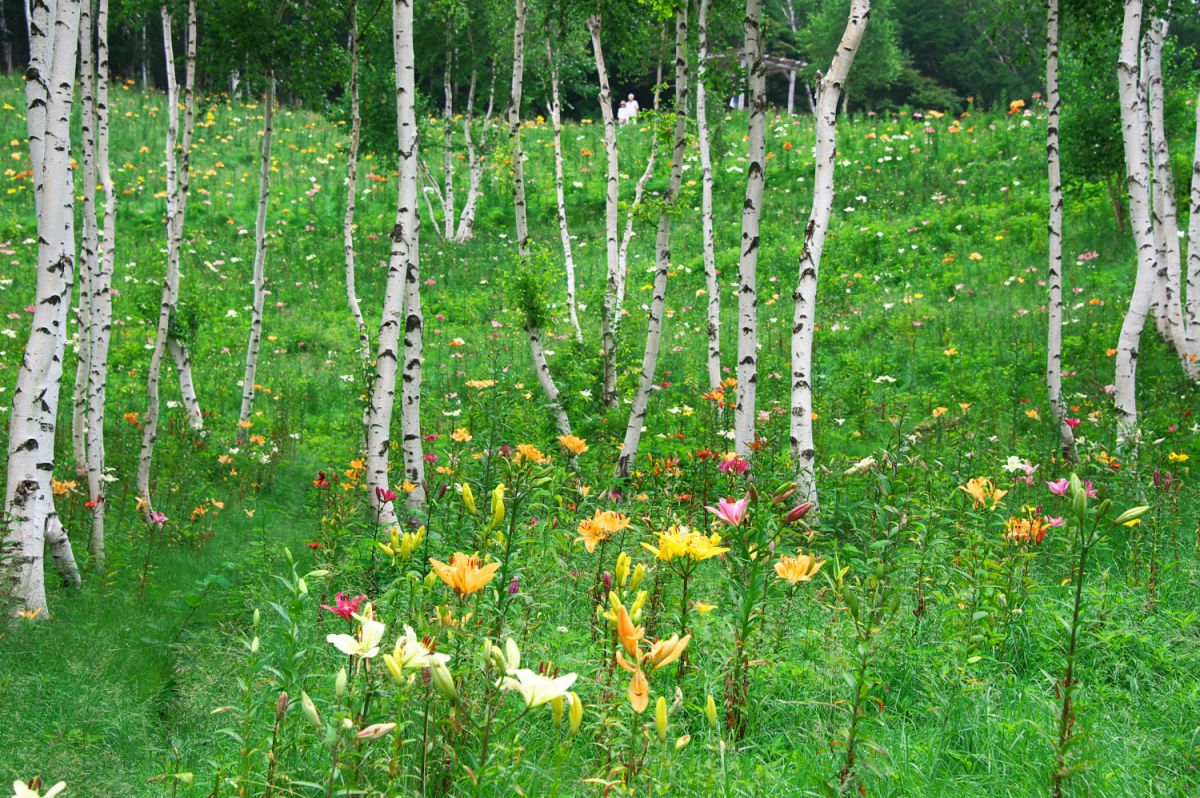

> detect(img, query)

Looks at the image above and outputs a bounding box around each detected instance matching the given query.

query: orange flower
[616,602,643,659]
[558,434,588,456]
[576,510,631,553]
[428,553,500,596]
[514,443,550,465]
[774,552,824,585]
[644,633,690,671]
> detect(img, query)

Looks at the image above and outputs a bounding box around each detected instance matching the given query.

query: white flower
[327,614,386,659]
[12,782,67,798]
[844,456,876,475]
[873,375,896,384]
[385,625,449,671]
[1002,455,1025,474]
[500,668,577,708]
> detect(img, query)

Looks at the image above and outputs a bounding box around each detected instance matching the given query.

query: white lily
[326,613,386,659]
[385,625,450,672]
[12,781,67,798]
[500,668,578,709]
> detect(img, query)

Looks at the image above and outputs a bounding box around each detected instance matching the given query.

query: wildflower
[1168,451,1189,464]
[356,722,397,740]
[489,483,506,528]
[568,691,584,735]
[513,443,550,465]
[576,510,632,552]
[326,612,386,659]
[1047,479,1070,496]
[844,455,876,475]
[774,552,825,585]
[705,495,749,527]
[501,668,578,708]
[783,502,813,524]
[1004,515,1048,545]
[717,452,750,475]
[320,592,367,621]
[383,625,449,681]
[450,427,472,443]
[429,553,500,596]
[149,510,168,525]
[558,434,588,456]
[626,664,649,713]
[641,525,729,563]
[644,633,691,670]
[375,486,398,504]
[959,477,1007,510]
[379,526,425,561]
[11,780,67,798]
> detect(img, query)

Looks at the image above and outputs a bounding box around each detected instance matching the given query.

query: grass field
[1,75,1199,796]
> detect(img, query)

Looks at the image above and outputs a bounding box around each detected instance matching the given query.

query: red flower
[321,592,367,621]
[313,471,330,488]
[308,540,321,549]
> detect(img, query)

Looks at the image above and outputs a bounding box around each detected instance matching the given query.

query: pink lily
[1047,479,1070,496]
[706,496,749,527]
[321,592,367,622]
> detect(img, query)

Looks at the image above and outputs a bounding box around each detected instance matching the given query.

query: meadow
[1,74,1199,796]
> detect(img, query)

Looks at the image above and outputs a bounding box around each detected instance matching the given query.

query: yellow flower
[641,525,729,563]
[514,443,550,465]
[451,427,473,443]
[692,601,717,614]
[959,477,1007,510]
[1168,451,1189,463]
[774,552,825,585]
[558,434,588,456]
[577,510,632,552]
[932,406,948,417]
[644,633,691,671]
[429,553,500,596]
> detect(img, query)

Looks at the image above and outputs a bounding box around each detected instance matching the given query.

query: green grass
[0,76,1198,796]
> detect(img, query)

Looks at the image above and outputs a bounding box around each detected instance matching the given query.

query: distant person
[617,99,629,125]
[624,94,639,124]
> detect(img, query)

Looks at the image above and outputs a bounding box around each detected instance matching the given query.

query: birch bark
[171,0,201,432]
[344,0,370,370]
[443,35,456,241]
[546,33,583,343]
[790,0,870,510]
[4,0,84,617]
[589,12,621,407]
[238,73,275,429]
[734,0,766,456]
[87,0,116,562]
[1045,0,1074,459]
[366,0,421,523]
[1113,0,1158,448]
[456,67,495,242]
[72,0,97,474]
[1185,89,1200,368]
[616,6,687,478]
[697,0,721,391]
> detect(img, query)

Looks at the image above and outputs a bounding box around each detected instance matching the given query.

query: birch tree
[137,6,195,514]
[4,0,84,617]
[697,0,720,392]
[238,73,274,430]
[442,27,457,240]
[734,0,766,457]
[173,0,202,431]
[546,31,584,342]
[344,0,370,370]
[509,0,573,436]
[456,65,496,242]
[72,0,98,474]
[1113,0,1158,448]
[1045,0,1074,459]
[365,0,421,523]
[1185,90,1200,369]
[87,0,117,563]
[616,3,687,479]
[790,0,870,510]
[589,10,622,407]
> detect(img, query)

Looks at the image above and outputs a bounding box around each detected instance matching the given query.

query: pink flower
[149,510,168,525]
[321,593,367,621]
[706,496,749,527]
[718,456,750,476]
[1065,418,1080,429]
[1047,479,1070,496]
[375,486,397,503]
[1083,481,1098,498]
[1046,516,1065,527]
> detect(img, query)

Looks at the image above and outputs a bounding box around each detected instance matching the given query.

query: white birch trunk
[589,13,621,407]
[238,73,275,429]
[136,7,183,514]
[616,6,687,478]
[344,0,370,370]
[455,67,495,242]
[365,0,421,523]
[1045,0,1075,460]
[86,0,115,563]
[734,0,766,456]
[508,0,572,438]
[1146,18,1194,376]
[72,0,97,474]
[1185,89,1200,369]
[698,0,721,391]
[4,0,84,617]
[1114,0,1158,449]
[790,0,870,510]
[442,35,455,241]
[170,0,201,430]
[546,34,583,343]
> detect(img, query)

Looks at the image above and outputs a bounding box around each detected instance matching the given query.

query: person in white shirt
[624,93,639,124]
[617,99,628,125]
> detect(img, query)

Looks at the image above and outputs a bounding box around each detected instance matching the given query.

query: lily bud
[772,482,797,505]
[300,691,321,728]
[335,668,348,699]
[297,577,309,596]
[675,734,691,752]
[489,483,506,529]
[250,636,260,654]
[551,695,565,726]
[275,691,289,722]
[705,694,718,729]
[1112,505,1148,526]
[568,690,583,735]
[615,552,631,588]
[430,659,456,700]
[655,696,669,743]
[746,484,760,504]
[252,608,261,627]
[784,502,813,524]
[630,590,648,623]
[629,564,645,591]
[1069,473,1087,519]
[424,570,438,588]
[461,483,477,516]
